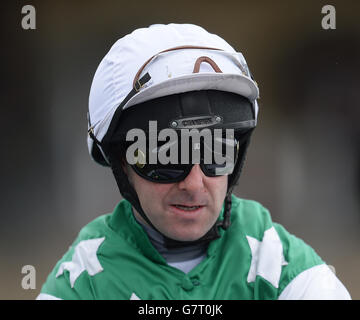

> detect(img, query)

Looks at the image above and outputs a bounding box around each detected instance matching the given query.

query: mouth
[172,204,204,211]
[169,203,206,216]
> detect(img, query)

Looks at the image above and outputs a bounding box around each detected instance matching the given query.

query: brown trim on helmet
[192,56,222,73]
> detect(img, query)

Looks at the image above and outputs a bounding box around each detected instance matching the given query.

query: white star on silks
[246,227,288,288]
[56,237,105,288]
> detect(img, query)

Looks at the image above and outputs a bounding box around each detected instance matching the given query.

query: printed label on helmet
[170,115,222,129]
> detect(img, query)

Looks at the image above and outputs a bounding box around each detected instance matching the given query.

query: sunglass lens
[132,164,190,183]
[201,162,235,176]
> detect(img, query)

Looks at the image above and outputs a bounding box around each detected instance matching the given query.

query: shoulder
[230,195,321,267]
[230,194,273,237]
[37,200,132,300]
[229,194,351,299]
[274,223,351,299]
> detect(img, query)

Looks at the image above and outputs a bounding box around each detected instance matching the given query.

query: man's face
[126,164,228,242]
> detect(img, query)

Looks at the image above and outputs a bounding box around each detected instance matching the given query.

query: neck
[132,208,208,263]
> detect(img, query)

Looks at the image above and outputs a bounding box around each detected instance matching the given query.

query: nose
[178,164,205,191]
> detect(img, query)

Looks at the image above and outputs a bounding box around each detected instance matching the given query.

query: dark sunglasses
[127,132,249,183]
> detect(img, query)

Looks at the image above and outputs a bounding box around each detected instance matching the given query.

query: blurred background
[0,0,359,299]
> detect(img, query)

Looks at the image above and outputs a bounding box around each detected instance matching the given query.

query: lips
[170,203,206,214]
[173,204,203,211]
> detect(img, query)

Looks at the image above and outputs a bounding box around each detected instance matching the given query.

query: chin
[166,227,209,242]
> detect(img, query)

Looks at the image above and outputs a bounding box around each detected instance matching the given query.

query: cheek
[133,178,170,209]
[205,176,228,212]
[207,176,228,198]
